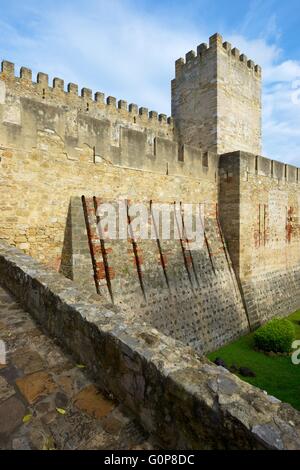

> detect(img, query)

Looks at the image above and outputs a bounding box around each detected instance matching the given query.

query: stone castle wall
[1,33,300,353]
[72,196,249,354]
[219,151,300,328]
[0,59,251,353]
[0,59,217,268]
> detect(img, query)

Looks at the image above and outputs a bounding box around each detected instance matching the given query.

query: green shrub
[254,318,295,353]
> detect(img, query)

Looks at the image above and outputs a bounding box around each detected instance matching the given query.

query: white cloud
[0,0,204,113]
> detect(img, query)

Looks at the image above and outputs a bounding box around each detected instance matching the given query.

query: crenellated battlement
[0,60,174,130]
[174,33,261,80]
[220,151,300,184]
[174,42,210,78]
[250,154,299,183]
[0,56,219,181]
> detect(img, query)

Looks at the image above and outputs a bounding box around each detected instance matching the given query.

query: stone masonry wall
[1,241,300,450]
[0,59,217,270]
[1,34,299,355]
[172,36,217,151]
[74,196,249,354]
[0,60,252,354]
[217,36,261,155]
[219,151,300,328]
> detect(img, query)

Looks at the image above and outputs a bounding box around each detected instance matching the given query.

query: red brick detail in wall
[185,254,193,266]
[93,244,102,256]
[95,261,106,280]
[127,201,146,299]
[82,196,109,297]
[286,206,294,243]
[255,204,268,248]
[93,197,116,301]
[107,267,116,280]
[133,256,144,267]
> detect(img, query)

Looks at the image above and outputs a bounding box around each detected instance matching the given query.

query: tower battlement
[172,33,262,155]
[175,33,261,79]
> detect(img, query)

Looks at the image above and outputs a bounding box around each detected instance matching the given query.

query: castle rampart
[0,60,174,129]
[1,33,300,353]
[219,151,300,328]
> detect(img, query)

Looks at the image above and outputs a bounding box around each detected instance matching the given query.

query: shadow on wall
[60,202,73,280]
[60,196,250,354]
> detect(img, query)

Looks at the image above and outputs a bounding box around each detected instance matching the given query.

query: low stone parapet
[0,241,299,450]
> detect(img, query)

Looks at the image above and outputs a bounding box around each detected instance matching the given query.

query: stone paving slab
[0,286,153,450]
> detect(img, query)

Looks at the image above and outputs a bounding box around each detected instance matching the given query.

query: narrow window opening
[203,152,208,168]
[178,145,184,162]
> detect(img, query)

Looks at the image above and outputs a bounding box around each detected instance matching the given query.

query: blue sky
[1,0,300,164]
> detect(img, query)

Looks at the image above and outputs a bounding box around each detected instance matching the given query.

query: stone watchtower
[171,33,262,155]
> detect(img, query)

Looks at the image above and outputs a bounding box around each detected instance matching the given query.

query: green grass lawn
[208,310,300,410]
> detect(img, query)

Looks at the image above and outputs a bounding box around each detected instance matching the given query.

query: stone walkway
[0,286,153,450]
